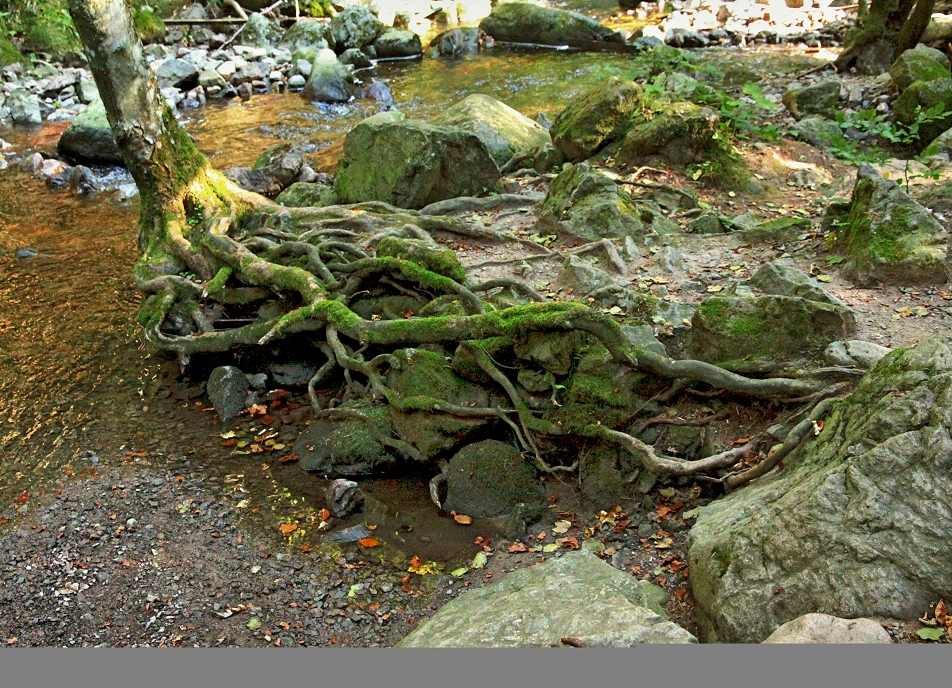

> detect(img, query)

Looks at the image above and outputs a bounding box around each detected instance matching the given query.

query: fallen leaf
[508,542,528,553]
[706,285,723,293]
[472,551,488,569]
[358,538,379,547]
[221,438,238,447]
[247,618,262,631]
[917,627,944,641]
[278,523,298,536]
[278,453,298,464]
[674,587,688,603]
[816,274,832,282]
[450,567,468,577]
[936,599,948,627]
[559,536,579,549]
[542,543,558,553]
[453,514,472,525]
[552,520,572,534]
[260,415,274,426]
[318,508,331,521]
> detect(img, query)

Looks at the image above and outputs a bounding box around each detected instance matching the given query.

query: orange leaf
[561,536,579,550]
[279,454,299,464]
[936,599,948,626]
[300,544,311,553]
[278,523,298,536]
[318,508,330,521]
[508,542,527,553]
[657,506,673,518]
[409,555,422,569]
[261,415,274,426]
[453,514,472,525]
[674,587,688,603]
[221,438,238,447]
[731,437,751,445]
[358,538,380,547]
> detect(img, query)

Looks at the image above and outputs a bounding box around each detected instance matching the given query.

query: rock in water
[397,549,695,646]
[441,440,544,518]
[687,336,952,642]
[207,366,249,423]
[478,2,623,46]
[762,614,892,644]
[325,479,364,517]
[329,5,385,51]
[57,98,123,166]
[302,49,356,103]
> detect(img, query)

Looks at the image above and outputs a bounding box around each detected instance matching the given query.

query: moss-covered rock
[133,8,166,43]
[242,12,282,48]
[431,94,551,167]
[536,162,645,242]
[829,164,947,286]
[478,2,623,46]
[687,336,952,642]
[554,255,615,296]
[302,49,356,103]
[888,44,951,92]
[375,236,466,283]
[427,27,481,58]
[56,98,123,166]
[746,261,846,307]
[893,78,952,144]
[549,77,643,162]
[387,349,491,458]
[791,115,841,148]
[335,117,500,209]
[278,19,330,52]
[442,440,544,517]
[781,81,840,120]
[275,182,338,208]
[294,404,399,476]
[329,5,385,51]
[630,107,714,160]
[373,29,422,58]
[688,294,856,367]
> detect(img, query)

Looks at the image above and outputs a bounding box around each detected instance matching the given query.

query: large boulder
[329,5,385,51]
[372,29,422,58]
[549,77,643,162]
[397,549,695,646]
[688,336,952,642]
[888,44,951,92]
[828,163,947,285]
[746,261,847,307]
[334,117,500,209]
[427,28,481,58]
[275,182,338,208]
[478,2,624,46]
[618,101,720,167]
[9,92,42,125]
[893,78,952,144]
[301,49,356,103]
[762,614,892,644]
[153,58,199,89]
[222,144,303,198]
[442,440,545,517]
[207,366,249,423]
[781,81,840,120]
[431,94,551,167]
[688,294,856,367]
[57,98,123,165]
[241,12,282,47]
[536,162,645,242]
[278,18,330,52]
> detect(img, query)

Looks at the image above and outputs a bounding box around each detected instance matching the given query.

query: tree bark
[835,0,936,74]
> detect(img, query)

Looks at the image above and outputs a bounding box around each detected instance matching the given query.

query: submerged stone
[57,98,123,166]
[688,336,952,642]
[373,29,422,58]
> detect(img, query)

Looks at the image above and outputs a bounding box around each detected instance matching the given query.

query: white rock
[763,614,892,644]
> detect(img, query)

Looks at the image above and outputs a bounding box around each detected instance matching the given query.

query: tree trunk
[835,0,937,74]
[67,0,838,488]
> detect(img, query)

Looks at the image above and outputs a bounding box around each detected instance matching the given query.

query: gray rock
[323,523,371,543]
[325,479,364,517]
[373,29,422,58]
[622,324,668,357]
[688,295,856,367]
[9,92,42,125]
[687,211,729,234]
[269,361,315,385]
[828,163,947,286]
[478,3,624,46]
[665,28,709,48]
[301,50,355,103]
[287,74,306,90]
[223,145,303,198]
[764,614,892,643]
[329,5,385,51]
[338,48,372,70]
[792,115,841,147]
[442,440,544,518]
[746,261,847,307]
[278,19,329,53]
[824,340,892,369]
[782,81,840,120]
[57,99,123,166]
[428,28,481,58]
[77,78,99,104]
[688,336,952,642]
[198,69,227,90]
[431,93,551,167]
[888,43,951,92]
[536,162,645,243]
[153,58,199,89]
[397,549,694,646]
[241,12,281,48]
[207,366,250,423]
[555,254,614,296]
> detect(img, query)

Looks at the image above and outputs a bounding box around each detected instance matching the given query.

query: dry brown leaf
[278,523,297,536]
[453,514,472,525]
[358,538,380,547]
[318,508,331,521]
[507,542,527,553]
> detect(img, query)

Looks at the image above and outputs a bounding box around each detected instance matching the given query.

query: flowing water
[0,44,645,566]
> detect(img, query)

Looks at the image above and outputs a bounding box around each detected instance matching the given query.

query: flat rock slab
[397,550,696,647]
[763,614,892,643]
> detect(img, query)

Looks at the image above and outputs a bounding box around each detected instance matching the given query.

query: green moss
[0,32,21,66]
[712,544,732,575]
[133,8,166,43]
[13,0,80,57]
[375,236,466,284]
[205,267,233,295]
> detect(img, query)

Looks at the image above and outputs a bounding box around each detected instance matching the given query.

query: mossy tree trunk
[834,0,936,74]
[69,0,845,490]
